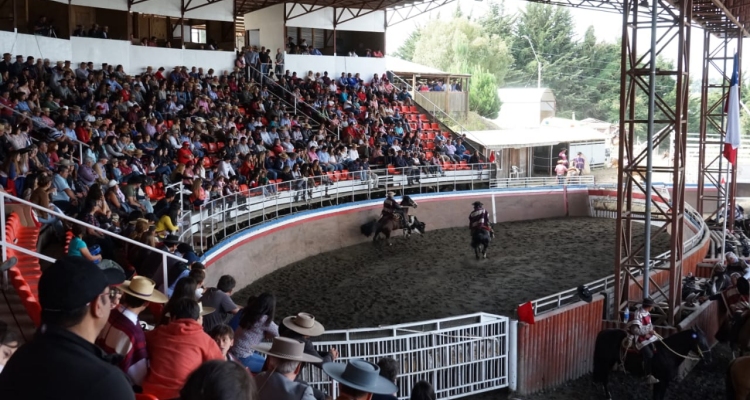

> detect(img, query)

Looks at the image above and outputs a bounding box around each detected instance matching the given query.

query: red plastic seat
[340,170,350,180]
[207,142,218,154]
[387,165,401,175]
[431,123,439,130]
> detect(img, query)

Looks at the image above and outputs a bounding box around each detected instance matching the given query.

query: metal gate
[301,313,512,399]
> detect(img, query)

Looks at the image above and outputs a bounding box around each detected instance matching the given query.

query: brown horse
[360,196,424,245]
[727,355,750,400]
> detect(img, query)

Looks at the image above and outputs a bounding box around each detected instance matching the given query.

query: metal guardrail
[301,312,511,400]
[523,195,708,316]
[178,163,494,250]
[491,175,595,188]
[0,191,186,293]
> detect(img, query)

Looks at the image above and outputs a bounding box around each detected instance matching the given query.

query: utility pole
[523,35,542,89]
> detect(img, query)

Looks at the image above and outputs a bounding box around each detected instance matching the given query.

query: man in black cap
[0,256,132,399]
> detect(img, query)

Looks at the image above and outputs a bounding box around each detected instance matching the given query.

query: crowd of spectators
[72,23,112,39]
[0,42,486,399]
[0,255,441,400]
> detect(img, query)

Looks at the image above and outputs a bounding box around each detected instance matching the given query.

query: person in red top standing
[141,298,223,399]
[177,141,194,165]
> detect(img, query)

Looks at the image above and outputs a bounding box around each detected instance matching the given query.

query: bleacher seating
[5,212,42,327]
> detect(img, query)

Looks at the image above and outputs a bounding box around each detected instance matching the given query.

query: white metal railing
[491,175,595,188]
[523,196,708,316]
[0,191,186,293]
[181,163,494,250]
[301,312,511,400]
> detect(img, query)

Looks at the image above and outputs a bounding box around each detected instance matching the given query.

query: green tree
[469,67,501,119]
[411,16,513,84]
[392,28,422,61]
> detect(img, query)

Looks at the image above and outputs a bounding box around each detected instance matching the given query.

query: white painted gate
[301,313,512,399]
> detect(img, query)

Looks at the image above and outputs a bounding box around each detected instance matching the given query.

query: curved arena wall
[202,187,591,287]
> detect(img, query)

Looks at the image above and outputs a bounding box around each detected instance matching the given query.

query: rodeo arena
[2,0,750,398]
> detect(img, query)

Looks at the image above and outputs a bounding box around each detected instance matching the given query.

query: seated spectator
[372,358,399,400]
[179,360,257,400]
[155,202,180,237]
[323,359,398,400]
[201,275,241,332]
[0,257,131,399]
[209,324,238,362]
[97,276,168,386]
[142,298,223,399]
[231,292,279,371]
[253,336,322,400]
[29,174,65,239]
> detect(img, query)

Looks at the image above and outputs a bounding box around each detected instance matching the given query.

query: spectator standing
[410,381,436,400]
[201,274,241,332]
[253,337,322,400]
[573,152,586,175]
[141,298,223,399]
[0,257,131,400]
[97,276,168,386]
[554,160,568,184]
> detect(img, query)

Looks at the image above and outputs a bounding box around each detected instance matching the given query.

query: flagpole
[722,162,730,259]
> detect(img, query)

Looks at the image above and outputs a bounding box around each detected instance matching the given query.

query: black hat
[472,201,483,207]
[642,298,655,307]
[577,285,592,303]
[39,257,125,313]
[162,234,180,246]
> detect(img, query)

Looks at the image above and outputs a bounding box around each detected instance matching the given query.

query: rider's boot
[643,359,659,384]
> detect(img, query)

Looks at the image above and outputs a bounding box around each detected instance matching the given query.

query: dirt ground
[231,216,748,400]
[233,217,669,329]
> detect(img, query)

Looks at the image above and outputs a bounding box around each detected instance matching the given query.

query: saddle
[621,335,658,357]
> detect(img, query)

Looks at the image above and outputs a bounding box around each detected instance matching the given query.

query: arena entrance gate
[300,312,513,399]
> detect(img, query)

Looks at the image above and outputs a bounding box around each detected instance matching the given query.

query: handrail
[524,197,708,316]
[0,190,186,292]
[248,64,332,124]
[388,72,485,151]
[184,162,494,251]
[0,102,91,163]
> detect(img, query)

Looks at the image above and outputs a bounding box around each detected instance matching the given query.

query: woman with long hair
[230,293,278,372]
[189,178,206,207]
[159,276,198,325]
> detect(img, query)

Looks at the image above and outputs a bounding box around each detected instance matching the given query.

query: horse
[727,355,750,400]
[360,196,425,245]
[593,328,711,400]
[471,228,492,260]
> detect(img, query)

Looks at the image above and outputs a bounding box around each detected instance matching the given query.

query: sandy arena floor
[233,217,669,328]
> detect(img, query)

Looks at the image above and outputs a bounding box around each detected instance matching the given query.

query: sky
[384,0,747,86]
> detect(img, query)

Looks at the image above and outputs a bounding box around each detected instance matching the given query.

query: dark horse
[471,228,492,260]
[360,195,425,245]
[593,328,711,400]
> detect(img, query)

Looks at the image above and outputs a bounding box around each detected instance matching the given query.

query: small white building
[493,88,557,129]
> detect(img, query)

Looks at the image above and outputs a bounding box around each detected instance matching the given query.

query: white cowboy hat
[252,336,322,363]
[387,191,396,196]
[118,276,168,304]
[282,312,325,337]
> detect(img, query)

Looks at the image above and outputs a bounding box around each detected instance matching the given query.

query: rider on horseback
[383,191,408,228]
[469,201,494,237]
[628,298,660,385]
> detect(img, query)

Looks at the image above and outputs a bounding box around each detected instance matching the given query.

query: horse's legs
[652,381,669,400]
[602,383,612,400]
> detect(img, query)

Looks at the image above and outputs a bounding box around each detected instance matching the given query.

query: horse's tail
[360,220,377,237]
[726,358,737,400]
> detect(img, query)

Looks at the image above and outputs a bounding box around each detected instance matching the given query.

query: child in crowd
[209,324,239,363]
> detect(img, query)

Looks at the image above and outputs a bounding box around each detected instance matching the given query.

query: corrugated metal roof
[468,126,608,150]
[498,88,556,104]
[385,56,471,77]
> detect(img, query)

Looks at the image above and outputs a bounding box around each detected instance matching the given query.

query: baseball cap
[39,257,125,312]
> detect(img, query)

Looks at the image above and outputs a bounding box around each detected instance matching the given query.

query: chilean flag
[724,53,741,165]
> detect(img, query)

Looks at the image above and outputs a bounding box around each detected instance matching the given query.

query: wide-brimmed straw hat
[282,312,325,336]
[119,276,168,304]
[252,336,322,363]
[322,359,398,395]
[199,302,215,316]
[387,191,396,197]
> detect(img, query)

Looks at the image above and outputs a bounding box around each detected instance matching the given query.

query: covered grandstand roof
[385,56,471,78]
[237,0,422,17]
[469,127,608,151]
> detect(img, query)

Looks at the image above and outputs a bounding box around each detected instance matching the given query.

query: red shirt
[177,147,193,165]
[142,319,223,399]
